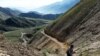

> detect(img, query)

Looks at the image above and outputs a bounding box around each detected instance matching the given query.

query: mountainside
[0,0,100,56]
[27,0,100,56]
[0,7,21,20]
[0,7,21,16]
[0,17,49,31]
[0,7,52,31]
[0,11,10,20]
[4,17,47,27]
[45,0,100,55]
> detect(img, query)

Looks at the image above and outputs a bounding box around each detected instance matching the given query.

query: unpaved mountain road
[41,30,69,50]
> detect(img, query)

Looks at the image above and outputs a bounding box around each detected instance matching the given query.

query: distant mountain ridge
[0,7,53,31]
[0,7,61,20]
[19,12,61,20]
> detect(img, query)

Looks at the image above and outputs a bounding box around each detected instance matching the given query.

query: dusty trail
[41,30,68,49]
[0,30,68,56]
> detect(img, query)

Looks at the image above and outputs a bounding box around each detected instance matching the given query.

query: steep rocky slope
[44,0,100,56]
[28,0,100,56]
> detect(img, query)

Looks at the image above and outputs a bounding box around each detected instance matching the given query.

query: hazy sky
[35,0,80,14]
[0,0,63,11]
[0,0,80,14]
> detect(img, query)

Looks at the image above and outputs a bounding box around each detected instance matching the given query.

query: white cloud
[0,0,63,12]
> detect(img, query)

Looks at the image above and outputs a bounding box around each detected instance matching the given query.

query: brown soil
[0,39,43,56]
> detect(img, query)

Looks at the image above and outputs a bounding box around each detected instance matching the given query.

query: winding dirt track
[41,30,68,49]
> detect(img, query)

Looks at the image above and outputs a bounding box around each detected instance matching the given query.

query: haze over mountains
[0,6,59,31]
[0,7,60,20]
[0,0,80,31]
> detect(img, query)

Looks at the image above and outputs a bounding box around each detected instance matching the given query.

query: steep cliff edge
[44,0,100,56]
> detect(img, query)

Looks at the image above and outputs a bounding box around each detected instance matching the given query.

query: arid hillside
[0,0,100,56]
[44,0,100,56]
[29,0,100,56]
